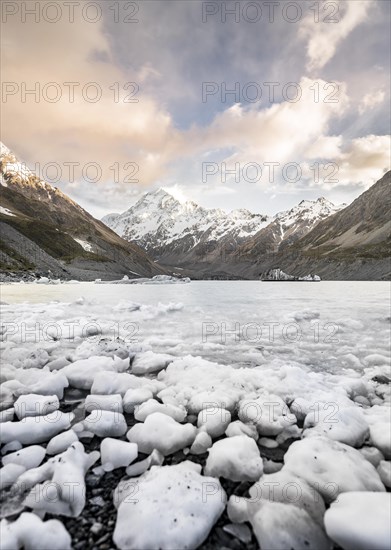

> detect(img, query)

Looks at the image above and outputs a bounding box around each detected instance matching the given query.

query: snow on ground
[0,282,390,549]
[0,206,16,217]
[73,238,94,252]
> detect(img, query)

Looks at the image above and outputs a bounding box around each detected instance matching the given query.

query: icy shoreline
[0,291,390,549]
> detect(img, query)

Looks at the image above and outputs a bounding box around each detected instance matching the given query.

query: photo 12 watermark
[1,1,140,24]
[201,1,340,24]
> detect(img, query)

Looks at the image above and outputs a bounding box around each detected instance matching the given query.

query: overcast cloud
[1,0,390,217]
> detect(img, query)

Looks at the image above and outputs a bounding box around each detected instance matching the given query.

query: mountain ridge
[102,187,344,269]
[0,143,165,280]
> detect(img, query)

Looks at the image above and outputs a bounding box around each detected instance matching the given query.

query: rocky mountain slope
[225,171,390,280]
[0,143,165,280]
[102,173,390,280]
[103,189,344,277]
[102,188,270,266]
[278,169,391,280]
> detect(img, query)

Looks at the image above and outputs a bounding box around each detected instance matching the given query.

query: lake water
[1,281,389,375]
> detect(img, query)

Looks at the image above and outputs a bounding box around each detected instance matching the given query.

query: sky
[1,0,390,218]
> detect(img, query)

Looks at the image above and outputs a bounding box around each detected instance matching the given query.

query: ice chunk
[0,412,74,445]
[205,435,263,482]
[124,449,164,479]
[83,410,127,438]
[13,370,68,400]
[113,462,226,550]
[377,461,391,488]
[131,351,174,375]
[370,423,391,458]
[238,394,296,436]
[85,394,123,413]
[0,512,71,550]
[190,431,212,455]
[62,355,129,390]
[259,437,278,448]
[359,446,385,467]
[225,420,259,441]
[197,407,231,438]
[228,498,331,550]
[14,394,59,419]
[127,413,196,456]
[134,399,186,422]
[0,463,26,490]
[249,469,326,525]
[1,441,22,456]
[2,445,46,470]
[23,442,99,517]
[223,523,252,544]
[91,371,142,396]
[303,406,369,447]
[46,430,78,455]
[188,390,237,415]
[324,492,391,550]
[46,357,70,371]
[284,436,385,501]
[123,388,153,413]
[0,408,14,423]
[100,438,138,470]
[263,459,283,474]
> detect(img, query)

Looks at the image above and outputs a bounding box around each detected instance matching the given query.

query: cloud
[180,77,349,181]
[359,90,385,114]
[332,134,391,186]
[1,11,181,202]
[1,1,389,217]
[300,0,370,72]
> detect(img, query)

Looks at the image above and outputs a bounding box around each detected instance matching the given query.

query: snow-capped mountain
[263,196,346,252]
[102,188,270,263]
[102,189,344,269]
[0,143,164,280]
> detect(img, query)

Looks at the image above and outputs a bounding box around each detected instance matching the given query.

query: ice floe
[85,393,123,413]
[324,492,391,550]
[113,462,225,550]
[190,431,212,455]
[62,355,130,390]
[131,351,174,375]
[197,406,231,438]
[0,512,71,549]
[0,412,74,445]
[14,394,59,420]
[228,497,330,550]
[21,442,99,517]
[283,436,385,500]
[2,446,46,470]
[0,464,26,491]
[205,435,263,481]
[238,394,296,436]
[134,399,187,422]
[79,410,127,438]
[122,388,153,413]
[225,420,259,440]
[126,413,196,455]
[303,406,369,447]
[100,438,138,470]
[377,460,391,488]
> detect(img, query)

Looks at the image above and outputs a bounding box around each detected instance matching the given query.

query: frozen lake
[1,281,390,375]
[1,281,390,550]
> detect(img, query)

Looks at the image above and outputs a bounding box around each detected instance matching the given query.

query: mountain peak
[150,187,172,198]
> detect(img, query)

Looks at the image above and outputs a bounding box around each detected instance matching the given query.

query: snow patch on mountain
[0,206,16,217]
[102,188,270,253]
[102,189,345,263]
[74,238,93,252]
